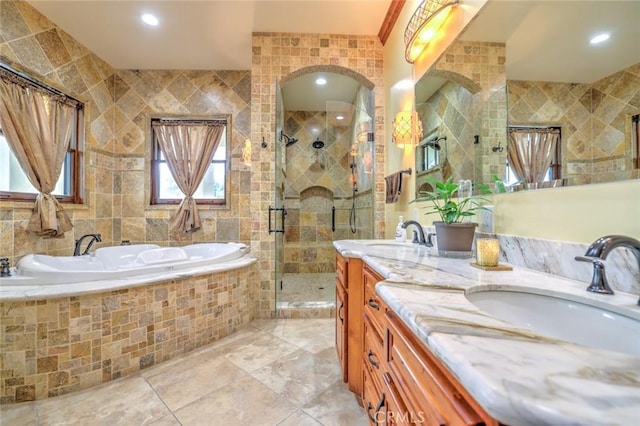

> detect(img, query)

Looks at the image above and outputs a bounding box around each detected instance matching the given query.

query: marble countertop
[334,239,640,426]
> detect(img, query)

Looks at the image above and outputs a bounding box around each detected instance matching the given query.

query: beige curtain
[153,121,224,234]
[0,78,74,238]
[508,128,560,184]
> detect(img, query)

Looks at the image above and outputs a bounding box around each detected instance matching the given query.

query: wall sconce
[242,138,252,166]
[392,111,423,148]
[404,0,459,63]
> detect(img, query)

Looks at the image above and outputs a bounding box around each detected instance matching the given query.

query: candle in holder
[476,238,500,267]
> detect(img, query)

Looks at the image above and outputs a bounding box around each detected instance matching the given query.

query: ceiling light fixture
[404,0,458,63]
[141,13,159,26]
[336,115,344,120]
[590,33,610,44]
[315,77,327,86]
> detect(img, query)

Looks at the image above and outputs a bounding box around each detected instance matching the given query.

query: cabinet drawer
[363,315,384,386]
[363,265,385,340]
[386,311,496,426]
[362,359,386,426]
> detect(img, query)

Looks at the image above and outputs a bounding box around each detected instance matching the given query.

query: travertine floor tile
[277,409,323,426]
[0,402,37,426]
[146,354,247,411]
[267,318,336,353]
[174,375,295,426]
[147,413,181,425]
[222,332,300,373]
[252,349,340,406]
[303,381,369,426]
[37,376,170,426]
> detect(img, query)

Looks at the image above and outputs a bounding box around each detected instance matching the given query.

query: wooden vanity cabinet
[335,252,499,426]
[335,252,365,396]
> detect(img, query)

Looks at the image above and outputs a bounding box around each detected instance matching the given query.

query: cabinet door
[336,279,348,383]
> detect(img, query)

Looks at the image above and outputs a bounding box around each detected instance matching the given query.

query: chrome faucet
[73,234,102,256]
[401,221,433,247]
[575,235,640,305]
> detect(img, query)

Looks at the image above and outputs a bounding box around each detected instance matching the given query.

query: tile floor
[0,319,367,426]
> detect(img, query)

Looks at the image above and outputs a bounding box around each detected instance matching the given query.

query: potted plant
[412,176,491,253]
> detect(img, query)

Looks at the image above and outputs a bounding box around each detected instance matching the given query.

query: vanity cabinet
[336,251,499,425]
[335,252,365,395]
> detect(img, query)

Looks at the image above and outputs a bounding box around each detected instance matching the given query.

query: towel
[385,172,403,203]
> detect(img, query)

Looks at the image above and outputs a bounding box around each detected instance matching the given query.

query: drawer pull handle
[366,393,386,424]
[366,402,376,423]
[338,301,344,324]
[368,350,379,369]
[368,298,380,310]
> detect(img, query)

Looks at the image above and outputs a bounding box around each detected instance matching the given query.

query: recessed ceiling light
[590,33,610,44]
[315,77,327,86]
[336,115,344,120]
[141,13,159,26]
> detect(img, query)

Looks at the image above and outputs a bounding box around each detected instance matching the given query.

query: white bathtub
[3,243,250,286]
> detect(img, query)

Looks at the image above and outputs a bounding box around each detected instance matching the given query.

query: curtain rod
[0,61,83,109]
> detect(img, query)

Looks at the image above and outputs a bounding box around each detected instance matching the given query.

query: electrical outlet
[477,205,494,233]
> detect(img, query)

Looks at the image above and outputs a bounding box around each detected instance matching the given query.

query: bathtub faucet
[74,234,102,256]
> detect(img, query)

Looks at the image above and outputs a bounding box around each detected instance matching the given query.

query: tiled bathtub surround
[495,233,640,295]
[0,264,258,403]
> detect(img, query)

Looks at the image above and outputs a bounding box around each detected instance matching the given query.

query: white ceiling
[27,0,393,70]
[460,0,640,83]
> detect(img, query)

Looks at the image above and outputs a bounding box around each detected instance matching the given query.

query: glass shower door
[273,79,285,317]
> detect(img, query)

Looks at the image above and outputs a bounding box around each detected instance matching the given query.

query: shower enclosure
[273,72,375,317]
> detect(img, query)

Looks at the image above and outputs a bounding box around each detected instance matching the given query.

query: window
[505,126,561,185]
[150,118,228,205]
[0,65,83,203]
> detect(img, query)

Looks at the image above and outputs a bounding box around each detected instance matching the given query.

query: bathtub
[3,242,251,286]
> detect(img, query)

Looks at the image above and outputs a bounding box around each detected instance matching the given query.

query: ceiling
[417,1,640,103]
[27,0,393,70]
[460,0,640,83]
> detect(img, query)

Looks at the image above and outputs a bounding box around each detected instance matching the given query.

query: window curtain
[508,128,560,184]
[0,78,74,238]
[153,121,224,235]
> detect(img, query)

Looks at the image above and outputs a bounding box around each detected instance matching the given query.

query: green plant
[412,176,491,224]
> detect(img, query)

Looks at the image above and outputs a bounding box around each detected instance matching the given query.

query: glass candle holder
[476,238,500,266]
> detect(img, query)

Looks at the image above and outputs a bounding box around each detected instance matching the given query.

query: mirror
[414,1,640,192]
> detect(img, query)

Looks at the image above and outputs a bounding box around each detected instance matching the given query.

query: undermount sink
[465,287,640,356]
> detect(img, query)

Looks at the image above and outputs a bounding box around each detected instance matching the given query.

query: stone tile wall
[0,0,116,265]
[508,63,640,185]
[0,264,258,403]
[0,1,253,265]
[416,40,507,188]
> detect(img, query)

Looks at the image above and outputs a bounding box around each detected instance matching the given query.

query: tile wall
[508,63,640,185]
[416,40,507,188]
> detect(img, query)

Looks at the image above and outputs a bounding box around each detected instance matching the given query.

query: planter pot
[434,221,477,253]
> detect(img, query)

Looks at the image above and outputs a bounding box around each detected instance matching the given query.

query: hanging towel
[385,172,403,204]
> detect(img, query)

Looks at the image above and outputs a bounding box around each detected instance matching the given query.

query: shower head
[312,138,325,149]
[281,132,298,147]
[426,136,446,151]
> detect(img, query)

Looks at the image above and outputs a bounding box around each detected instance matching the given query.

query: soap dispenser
[395,216,407,242]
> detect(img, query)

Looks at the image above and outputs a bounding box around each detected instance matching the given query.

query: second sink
[465,287,640,356]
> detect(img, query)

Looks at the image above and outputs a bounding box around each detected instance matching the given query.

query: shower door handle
[268,205,286,234]
[331,206,336,232]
